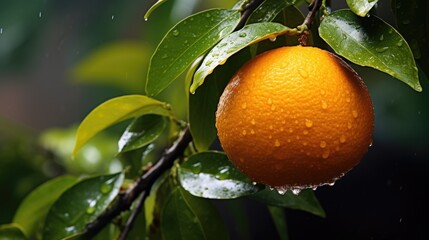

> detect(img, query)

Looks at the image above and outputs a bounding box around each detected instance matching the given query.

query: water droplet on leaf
[172,29,180,37]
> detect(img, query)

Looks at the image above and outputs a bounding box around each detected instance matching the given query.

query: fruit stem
[298,0,323,46]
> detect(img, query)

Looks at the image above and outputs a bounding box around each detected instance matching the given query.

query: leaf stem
[81,127,192,239]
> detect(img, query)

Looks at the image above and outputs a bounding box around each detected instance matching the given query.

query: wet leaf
[146,9,240,96]
[118,114,167,153]
[161,185,228,240]
[249,188,326,217]
[393,0,429,78]
[178,151,263,199]
[191,22,289,92]
[72,41,148,92]
[267,206,289,240]
[0,224,27,240]
[346,0,378,17]
[319,10,422,92]
[144,0,168,20]
[247,0,301,24]
[13,176,78,237]
[73,95,171,156]
[43,172,124,240]
[188,49,250,151]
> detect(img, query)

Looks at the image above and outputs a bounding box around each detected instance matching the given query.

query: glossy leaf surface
[73,95,170,155]
[250,188,326,217]
[118,114,167,153]
[13,176,78,237]
[247,0,301,24]
[267,206,289,240]
[146,9,240,96]
[161,185,228,240]
[319,10,421,92]
[178,151,263,199]
[191,22,288,92]
[346,0,378,17]
[43,173,124,240]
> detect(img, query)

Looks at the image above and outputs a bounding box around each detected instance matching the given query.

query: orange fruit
[216,46,374,189]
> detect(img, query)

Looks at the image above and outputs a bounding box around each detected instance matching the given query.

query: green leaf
[267,206,289,240]
[144,0,168,20]
[72,41,148,91]
[43,172,124,240]
[118,114,167,153]
[161,185,228,240]
[247,0,301,24]
[188,49,250,151]
[393,0,429,78]
[346,0,378,17]
[249,188,326,218]
[191,22,289,92]
[13,176,78,237]
[178,151,263,199]
[0,224,27,240]
[73,95,171,156]
[146,9,241,96]
[319,10,422,92]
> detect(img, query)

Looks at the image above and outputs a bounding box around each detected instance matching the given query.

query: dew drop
[299,69,308,78]
[320,141,327,148]
[239,32,247,37]
[352,110,358,118]
[322,150,330,159]
[321,100,328,109]
[250,129,255,134]
[172,29,180,37]
[291,188,301,195]
[276,187,287,195]
[375,47,389,53]
[269,36,277,42]
[252,181,257,185]
[340,135,347,143]
[328,182,336,186]
[274,139,281,147]
[397,40,403,47]
[100,184,112,194]
[191,162,202,174]
[86,206,96,214]
[242,129,247,136]
[305,119,313,128]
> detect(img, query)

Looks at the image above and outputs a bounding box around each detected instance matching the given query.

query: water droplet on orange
[321,100,328,109]
[340,135,346,143]
[242,130,247,135]
[241,103,247,109]
[322,150,330,159]
[274,139,281,147]
[250,129,255,134]
[320,141,327,148]
[305,119,313,128]
[303,130,309,135]
[352,110,358,118]
[251,119,256,125]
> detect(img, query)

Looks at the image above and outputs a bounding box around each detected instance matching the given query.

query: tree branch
[81,127,192,239]
[299,0,324,46]
[118,191,147,240]
[235,0,265,30]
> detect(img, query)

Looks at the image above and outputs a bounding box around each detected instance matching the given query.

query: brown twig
[118,191,147,240]
[235,0,265,30]
[299,0,323,46]
[81,127,192,239]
